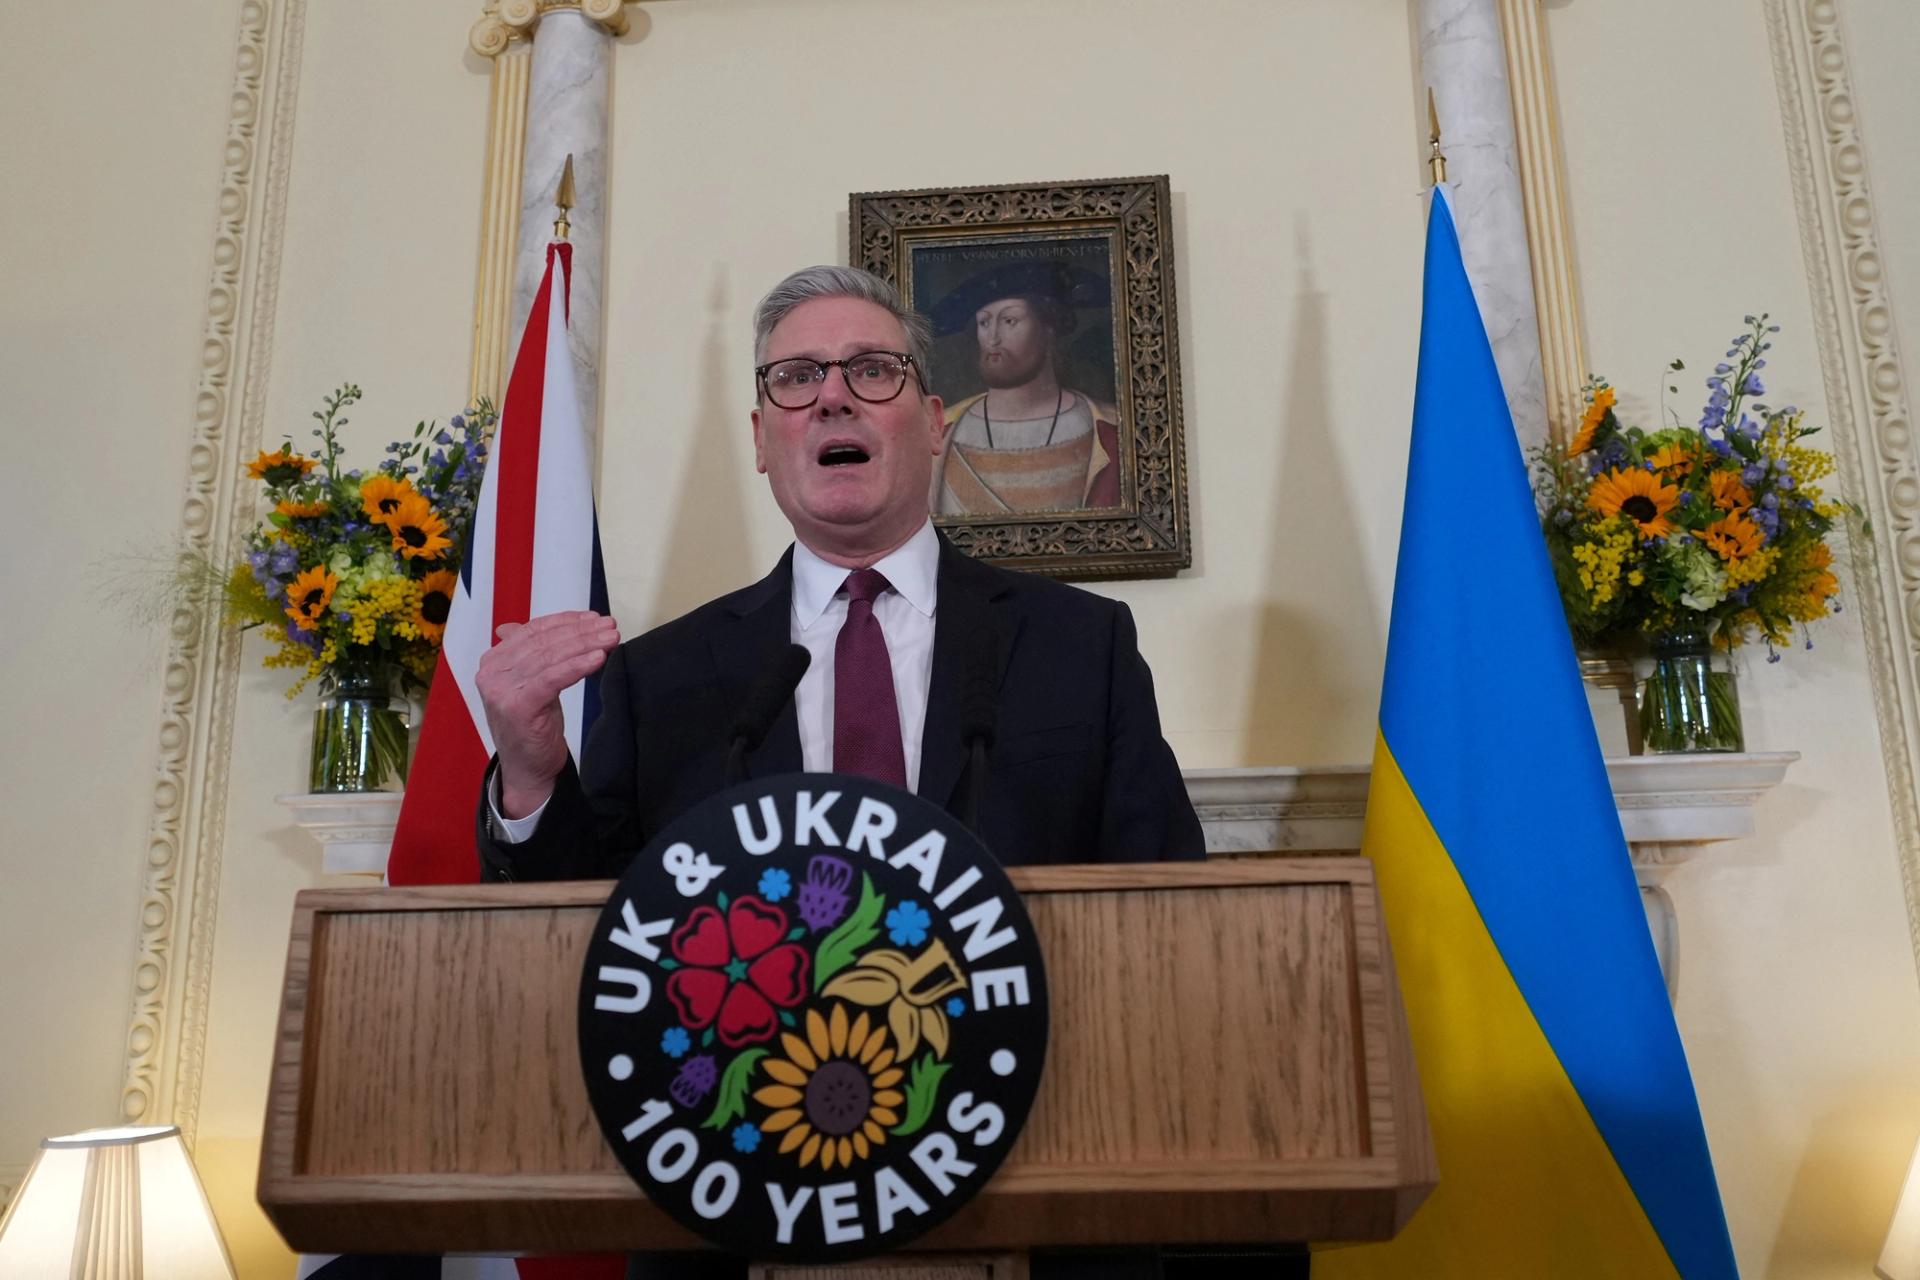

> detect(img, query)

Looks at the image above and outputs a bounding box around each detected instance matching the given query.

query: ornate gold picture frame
[852,175,1191,579]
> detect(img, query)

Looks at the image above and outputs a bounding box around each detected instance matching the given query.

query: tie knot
[843,567,892,607]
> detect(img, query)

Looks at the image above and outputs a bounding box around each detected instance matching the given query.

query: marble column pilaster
[1417,0,1549,447]
[511,7,614,437]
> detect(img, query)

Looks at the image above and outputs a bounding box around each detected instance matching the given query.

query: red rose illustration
[666,896,811,1048]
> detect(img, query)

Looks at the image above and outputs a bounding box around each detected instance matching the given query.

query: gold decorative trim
[1764,0,1920,973]
[1496,0,1590,441]
[118,0,308,1144]
[470,0,633,55]
[469,42,531,407]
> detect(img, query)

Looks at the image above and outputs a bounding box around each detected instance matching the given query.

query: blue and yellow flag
[1317,189,1740,1279]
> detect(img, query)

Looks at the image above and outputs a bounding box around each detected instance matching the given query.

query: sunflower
[275,499,330,519]
[361,473,417,523]
[247,447,316,487]
[1701,513,1765,561]
[1647,444,1697,477]
[284,565,339,631]
[754,1004,905,1173]
[1568,385,1616,455]
[414,568,458,643]
[384,492,452,560]
[1709,470,1753,512]
[1587,467,1680,539]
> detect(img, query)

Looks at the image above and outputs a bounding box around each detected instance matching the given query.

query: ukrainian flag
[1316,189,1740,1278]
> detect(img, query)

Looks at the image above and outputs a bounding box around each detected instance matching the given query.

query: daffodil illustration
[820,938,966,1059]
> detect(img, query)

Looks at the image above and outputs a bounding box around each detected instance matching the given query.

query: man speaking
[474,264,1201,888]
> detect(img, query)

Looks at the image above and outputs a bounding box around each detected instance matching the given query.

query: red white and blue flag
[386,240,608,888]
[324,242,618,1280]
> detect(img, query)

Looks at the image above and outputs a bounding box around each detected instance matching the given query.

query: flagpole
[552,153,576,241]
[1427,88,1447,187]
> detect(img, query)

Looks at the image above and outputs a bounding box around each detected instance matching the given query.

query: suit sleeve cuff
[488,771,550,843]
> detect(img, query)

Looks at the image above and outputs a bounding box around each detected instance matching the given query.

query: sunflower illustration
[284,565,339,631]
[361,473,417,522]
[384,493,452,561]
[754,1004,905,1172]
[414,568,458,643]
[1587,467,1680,539]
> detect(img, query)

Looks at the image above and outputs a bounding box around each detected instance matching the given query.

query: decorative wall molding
[470,0,634,57]
[117,0,307,1147]
[1496,0,1590,441]
[468,41,531,408]
[1764,0,1920,979]
[0,1164,21,1213]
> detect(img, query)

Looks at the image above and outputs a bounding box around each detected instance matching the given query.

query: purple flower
[1743,374,1765,395]
[1761,492,1779,509]
[1743,464,1766,486]
[670,1054,718,1107]
[249,548,270,573]
[796,855,854,931]
[269,543,299,575]
[434,430,453,445]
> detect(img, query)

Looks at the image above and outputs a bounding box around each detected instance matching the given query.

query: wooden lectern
[259,860,1434,1275]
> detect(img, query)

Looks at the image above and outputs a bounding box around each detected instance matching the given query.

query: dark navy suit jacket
[478,532,1203,881]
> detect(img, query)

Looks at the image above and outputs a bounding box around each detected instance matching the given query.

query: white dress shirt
[492,519,942,841]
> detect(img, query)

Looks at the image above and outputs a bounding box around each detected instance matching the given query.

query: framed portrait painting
[852,175,1191,579]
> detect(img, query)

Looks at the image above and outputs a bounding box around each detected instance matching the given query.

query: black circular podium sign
[578,774,1050,1263]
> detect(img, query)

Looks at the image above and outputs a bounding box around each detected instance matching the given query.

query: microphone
[725,644,811,786]
[958,637,1000,833]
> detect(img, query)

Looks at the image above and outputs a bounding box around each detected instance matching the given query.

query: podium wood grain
[259,861,1434,1253]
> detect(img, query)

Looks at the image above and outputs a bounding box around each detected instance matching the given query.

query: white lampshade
[0,1126,235,1279]
[1882,1136,1920,1280]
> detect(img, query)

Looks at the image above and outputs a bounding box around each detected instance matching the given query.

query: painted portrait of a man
[911,241,1123,518]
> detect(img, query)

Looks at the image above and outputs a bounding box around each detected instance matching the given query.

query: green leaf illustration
[716,891,730,910]
[779,1010,797,1027]
[701,1027,715,1048]
[701,1049,768,1130]
[657,957,680,971]
[787,926,806,941]
[891,1053,950,1137]
[813,875,885,991]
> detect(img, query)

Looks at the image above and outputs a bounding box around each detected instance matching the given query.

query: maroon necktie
[833,568,907,787]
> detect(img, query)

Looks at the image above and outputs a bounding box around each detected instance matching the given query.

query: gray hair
[752,265,935,395]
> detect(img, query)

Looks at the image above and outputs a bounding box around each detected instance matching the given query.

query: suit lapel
[709,548,804,778]
[920,535,1018,810]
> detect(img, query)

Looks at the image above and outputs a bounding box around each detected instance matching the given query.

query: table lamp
[0,1125,235,1278]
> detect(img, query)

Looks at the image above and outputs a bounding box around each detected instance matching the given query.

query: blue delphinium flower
[757,867,792,903]
[269,542,299,575]
[661,1026,691,1059]
[732,1123,761,1154]
[1743,373,1765,395]
[885,900,931,948]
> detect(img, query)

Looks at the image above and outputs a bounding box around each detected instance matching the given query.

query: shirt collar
[790,519,940,630]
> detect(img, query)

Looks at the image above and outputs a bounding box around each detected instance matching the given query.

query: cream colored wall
[2,1,1916,1278]
[0,0,239,1216]
[1548,2,1920,1274]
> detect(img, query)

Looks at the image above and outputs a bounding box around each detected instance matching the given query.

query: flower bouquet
[222,385,490,790]
[1533,316,1856,752]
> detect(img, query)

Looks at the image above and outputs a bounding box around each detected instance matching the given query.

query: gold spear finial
[1427,88,1448,186]
[553,154,576,240]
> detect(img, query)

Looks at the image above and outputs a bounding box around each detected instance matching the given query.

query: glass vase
[1636,629,1744,754]
[309,655,411,792]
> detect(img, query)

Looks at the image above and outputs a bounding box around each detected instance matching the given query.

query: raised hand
[477,610,620,817]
